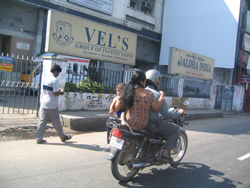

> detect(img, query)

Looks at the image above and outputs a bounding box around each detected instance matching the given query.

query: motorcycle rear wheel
[169,131,188,166]
[111,146,139,181]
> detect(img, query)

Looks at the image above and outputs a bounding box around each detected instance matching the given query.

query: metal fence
[160,74,180,97]
[66,63,212,99]
[66,62,138,94]
[1,54,215,114]
[0,55,41,114]
[183,77,212,98]
[214,84,234,111]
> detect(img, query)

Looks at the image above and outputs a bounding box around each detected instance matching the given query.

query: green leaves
[64,77,106,94]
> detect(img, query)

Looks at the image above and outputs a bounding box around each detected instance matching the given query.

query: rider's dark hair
[51,64,62,73]
[120,71,146,108]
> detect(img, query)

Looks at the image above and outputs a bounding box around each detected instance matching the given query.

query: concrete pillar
[210,82,218,109]
[178,76,184,98]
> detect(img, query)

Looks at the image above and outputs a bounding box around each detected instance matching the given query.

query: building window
[129,0,154,14]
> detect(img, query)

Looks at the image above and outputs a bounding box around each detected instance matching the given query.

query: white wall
[54,0,164,33]
[159,0,240,68]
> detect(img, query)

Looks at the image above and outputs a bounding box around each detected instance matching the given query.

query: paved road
[0,115,250,188]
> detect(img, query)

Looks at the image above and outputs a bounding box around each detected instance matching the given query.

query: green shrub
[64,77,108,94]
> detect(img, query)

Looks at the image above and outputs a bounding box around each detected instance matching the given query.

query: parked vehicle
[18,62,41,95]
[105,101,189,181]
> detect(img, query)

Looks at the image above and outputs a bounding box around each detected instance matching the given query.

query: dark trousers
[146,120,180,151]
[107,127,112,144]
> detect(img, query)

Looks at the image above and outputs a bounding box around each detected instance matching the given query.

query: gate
[243,90,250,112]
[215,85,234,111]
[0,55,42,114]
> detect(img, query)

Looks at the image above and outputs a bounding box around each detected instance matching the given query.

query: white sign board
[68,0,113,15]
[244,33,250,52]
[16,41,30,51]
[247,57,250,74]
[247,10,250,33]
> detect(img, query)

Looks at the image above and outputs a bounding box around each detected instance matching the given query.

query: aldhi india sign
[45,10,137,66]
[168,47,214,80]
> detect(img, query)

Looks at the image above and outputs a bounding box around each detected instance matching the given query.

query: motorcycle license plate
[109,136,124,150]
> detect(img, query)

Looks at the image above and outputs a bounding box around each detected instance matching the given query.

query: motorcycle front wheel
[169,131,188,166]
[111,145,139,181]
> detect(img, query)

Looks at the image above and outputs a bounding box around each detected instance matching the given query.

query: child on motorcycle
[105,83,126,149]
[109,82,126,125]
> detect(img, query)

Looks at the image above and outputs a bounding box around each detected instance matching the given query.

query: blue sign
[241,74,250,83]
[0,56,13,73]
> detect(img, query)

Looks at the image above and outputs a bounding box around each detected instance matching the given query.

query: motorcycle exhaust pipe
[131,162,152,169]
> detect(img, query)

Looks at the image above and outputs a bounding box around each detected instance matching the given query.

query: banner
[168,47,214,80]
[0,56,13,73]
[45,10,137,66]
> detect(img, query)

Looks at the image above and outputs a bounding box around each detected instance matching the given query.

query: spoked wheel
[111,146,139,181]
[169,131,188,166]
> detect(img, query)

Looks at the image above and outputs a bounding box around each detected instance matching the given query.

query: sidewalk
[1,109,245,133]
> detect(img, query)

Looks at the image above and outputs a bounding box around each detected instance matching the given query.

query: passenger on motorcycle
[113,70,165,130]
[145,69,185,162]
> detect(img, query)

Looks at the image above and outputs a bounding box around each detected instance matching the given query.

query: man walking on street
[36,64,72,144]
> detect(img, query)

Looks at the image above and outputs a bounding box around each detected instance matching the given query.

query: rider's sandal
[61,134,73,142]
[37,139,47,144]
[161,155,173,163]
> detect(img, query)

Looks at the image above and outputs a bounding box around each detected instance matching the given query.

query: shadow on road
[45,141,108,152]
[118,163,242,188]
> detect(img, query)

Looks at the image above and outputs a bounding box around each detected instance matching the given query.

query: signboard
[247,10,250,33]
[241,74,250,83]
[16,41,30,51]
[247,57,250,74]
[68,0,113,15]
[168,47,214,80]
[0,56,13,73]
[244,33,250,52]
[45,10,137,66]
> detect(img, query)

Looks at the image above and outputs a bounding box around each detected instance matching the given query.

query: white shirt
[40,72,59,109]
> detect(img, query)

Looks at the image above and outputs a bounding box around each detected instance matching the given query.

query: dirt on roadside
[0,125,83,142]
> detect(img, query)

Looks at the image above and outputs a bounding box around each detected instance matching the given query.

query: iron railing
[183,77,212,98]
[160,74,180,97]
[0,55,41,114]
[66,62,138,94]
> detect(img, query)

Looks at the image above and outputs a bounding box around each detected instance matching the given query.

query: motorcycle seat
[133,129,162,139]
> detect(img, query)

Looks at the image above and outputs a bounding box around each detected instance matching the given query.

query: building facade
[0,0,164,71]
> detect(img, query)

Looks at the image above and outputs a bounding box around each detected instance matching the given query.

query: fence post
[210,82,218,109]
[36,61,43,117]
[178,76,184,98]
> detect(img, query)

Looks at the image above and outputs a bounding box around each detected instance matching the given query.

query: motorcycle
[105,101,189,181]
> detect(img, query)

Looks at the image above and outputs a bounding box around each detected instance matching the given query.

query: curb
[61,111,224,132]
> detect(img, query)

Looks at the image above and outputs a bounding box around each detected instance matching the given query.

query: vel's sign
[45,10,137,65]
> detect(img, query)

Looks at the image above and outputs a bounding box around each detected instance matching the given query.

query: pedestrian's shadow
[46,141,108,152]
[118,162,242,188]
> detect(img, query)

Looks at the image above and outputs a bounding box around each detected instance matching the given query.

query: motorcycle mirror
[183,100,190,106]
